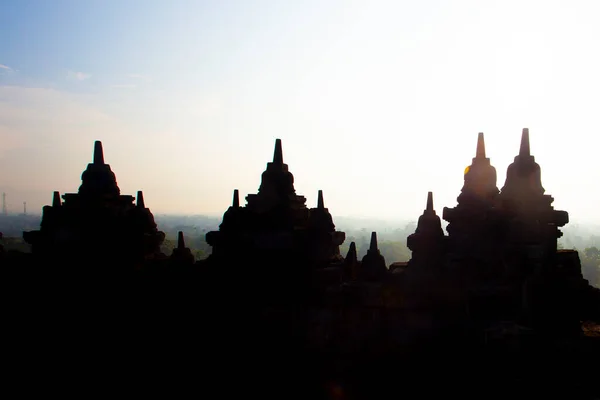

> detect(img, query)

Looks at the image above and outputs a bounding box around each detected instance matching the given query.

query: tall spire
[93,140,104,165]
[137,191,145,208]
[232,189,240,208]
[360,231,387,281]
[369,232,378,252]
[519,128,530,156]
[458,132,499,199]
[426,191,434,213]
[177,231,185,249]
[317,190,324,209]
[52,191,62,207]
[346,241,357,263]
[273,138,283,165]
[344,241,359,280]
[476,132,486,158]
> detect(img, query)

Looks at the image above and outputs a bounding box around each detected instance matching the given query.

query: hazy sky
[1,0,599,223]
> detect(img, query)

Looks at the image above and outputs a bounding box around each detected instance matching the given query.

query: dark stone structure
[23,141,165,266]
[499,128,569,276]
[3,131,600,399]
[206,139,345,267]
[442,132,502,272]
[170,231,195,265]
[407,192,446,269]
[343,241,359,280]
[10,133,598,333]
[358,232,388,281]
[496,129,575,334]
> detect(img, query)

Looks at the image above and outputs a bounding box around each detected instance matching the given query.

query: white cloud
[67,70,91,81]
[110,84,137,89]
[0,64,12,71]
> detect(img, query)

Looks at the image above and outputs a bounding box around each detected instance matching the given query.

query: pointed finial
[273,138,283,165]
[476,132,486,158]
[426,191,433,212]
[317,190,324,209]
[232,189,240,208]
[52,191,62,207]
[177,231,185,249]
[369,232,378,252]
[137,191,145,208]
[93,141,104,165]
[519,128,530,156]
[346,241,357,263]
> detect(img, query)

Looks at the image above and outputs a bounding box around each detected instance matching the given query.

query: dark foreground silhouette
[2,130,600,399]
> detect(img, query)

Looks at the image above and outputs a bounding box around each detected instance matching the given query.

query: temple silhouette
[22,141,166,268]
[2,129,600,399]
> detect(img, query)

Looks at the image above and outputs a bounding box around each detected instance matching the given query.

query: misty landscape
[1,212,599,288]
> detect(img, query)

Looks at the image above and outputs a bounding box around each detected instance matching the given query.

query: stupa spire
[317,190,324,209]
[500,128,545,198]
[170,230,195,264]
[93,141,104,165]
[455,132,499,200]
[52,191,62,207]
[369,232,378,252]
[137,191,145,208]
[360,231,387,281]
[519,128,530,156]
[273,138,283,165]
[346,241,357,263]
[232,189,240,208]
[426,191,434,213]
[476,132,486,158]
[177,231,185,249]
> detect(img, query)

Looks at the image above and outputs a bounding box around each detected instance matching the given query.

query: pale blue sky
[1,0,599,223]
